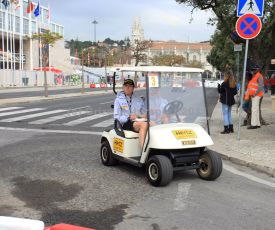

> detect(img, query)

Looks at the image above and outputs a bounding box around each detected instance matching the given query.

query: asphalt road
[0,89,275,230]
[0,87,107,99]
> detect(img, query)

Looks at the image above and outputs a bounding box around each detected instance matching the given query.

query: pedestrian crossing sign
[237,0,264,17]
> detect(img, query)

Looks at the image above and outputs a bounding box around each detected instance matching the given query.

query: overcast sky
[39,0,216,42]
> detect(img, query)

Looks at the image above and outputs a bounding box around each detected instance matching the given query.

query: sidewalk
[209,94,275,177]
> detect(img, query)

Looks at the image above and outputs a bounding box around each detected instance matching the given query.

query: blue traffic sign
[237,0,264,17]
[236,14,262,39]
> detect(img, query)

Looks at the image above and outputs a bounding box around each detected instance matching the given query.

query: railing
[0,52,26,63]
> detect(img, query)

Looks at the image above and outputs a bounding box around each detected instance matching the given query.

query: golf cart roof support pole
[143,73,151,153]
[113,71,117,95]
[202,77,210,135]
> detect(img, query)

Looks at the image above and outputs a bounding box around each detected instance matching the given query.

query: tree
[32,31,63,97]
[151,54,186,66]
[175,0,275,72]
[130,40,152,66]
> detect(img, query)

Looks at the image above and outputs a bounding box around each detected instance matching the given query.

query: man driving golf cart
[114,79,147,148]
[102,66,222,187]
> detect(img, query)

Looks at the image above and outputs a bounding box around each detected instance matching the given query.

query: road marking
[100,101,114,105]
[0,126,102,136]
[224,164,275,189]
[173,183,191,211]
[64,112,112,126]
[0,108,44,117]
[92,118,114,127]
[0,107,23,112]
[29,110,91,125]
[0,110,67,122]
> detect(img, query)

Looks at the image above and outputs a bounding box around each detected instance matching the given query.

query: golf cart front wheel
[146,155,173,187]
[196,151,223,180]
[101,141,118,166]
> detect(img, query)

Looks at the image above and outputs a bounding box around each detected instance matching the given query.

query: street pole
[81,49,85,94]
[237,39,249,141]
[92,20,98,44]
[237,51,240,83]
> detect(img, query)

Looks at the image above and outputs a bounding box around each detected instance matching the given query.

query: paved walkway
[210,94,275,177]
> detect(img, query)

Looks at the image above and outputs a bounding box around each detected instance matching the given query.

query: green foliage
[176,0,275,72]
[151,54,186,66]
[32,31,63,46]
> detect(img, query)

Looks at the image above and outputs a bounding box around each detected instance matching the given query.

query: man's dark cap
[123,79,135,87]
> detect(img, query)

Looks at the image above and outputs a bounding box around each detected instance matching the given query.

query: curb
[209,150,275,178]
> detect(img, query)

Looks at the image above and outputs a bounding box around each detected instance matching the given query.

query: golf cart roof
[117,66,203,73]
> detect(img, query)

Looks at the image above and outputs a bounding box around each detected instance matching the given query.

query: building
[0,0,74,87]
[130,19,215,73]
[147,41,213,72]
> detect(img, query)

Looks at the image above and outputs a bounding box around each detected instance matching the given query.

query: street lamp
[92,19,98,44]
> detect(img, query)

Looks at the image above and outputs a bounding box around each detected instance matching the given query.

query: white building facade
[0,0,73,87]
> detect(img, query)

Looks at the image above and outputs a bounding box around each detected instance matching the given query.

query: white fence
[0,70,55,87]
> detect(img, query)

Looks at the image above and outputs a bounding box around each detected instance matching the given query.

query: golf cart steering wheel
[163,100,183,115]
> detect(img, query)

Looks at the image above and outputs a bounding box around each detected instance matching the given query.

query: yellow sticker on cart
[113,138,124,153]
[172,130,197,140]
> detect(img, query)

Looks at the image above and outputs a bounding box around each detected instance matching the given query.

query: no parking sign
[236,14,262,39]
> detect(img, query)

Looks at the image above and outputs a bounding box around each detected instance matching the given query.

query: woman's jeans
[222,104,232,126]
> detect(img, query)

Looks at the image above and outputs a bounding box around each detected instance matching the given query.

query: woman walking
[218,71,238,134]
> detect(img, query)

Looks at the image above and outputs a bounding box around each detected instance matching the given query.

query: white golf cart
[100,66,222,186]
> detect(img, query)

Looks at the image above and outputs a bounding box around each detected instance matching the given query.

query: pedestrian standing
[218,71,238,134]
[244,65,264,129]
[270,74,275,95]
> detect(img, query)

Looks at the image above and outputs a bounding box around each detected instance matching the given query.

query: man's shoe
[247,126,258,129]
[229,124,234,133]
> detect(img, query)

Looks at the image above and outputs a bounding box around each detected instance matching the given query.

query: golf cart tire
[146,155,173,187]
[101,141,118,166]
[196,151,223,181]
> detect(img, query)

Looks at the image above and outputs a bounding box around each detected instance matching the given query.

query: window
[23,1,28,17]
[193,55,197,62]
[23,19,29,35]
[32,21,36,33]
[0,12,5,29]
[42,9,48,24]
[15,16,20,33]
[51,23,55,33]
[60,27,64,36]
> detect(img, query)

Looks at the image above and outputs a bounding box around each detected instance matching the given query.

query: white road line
[64,112,112,126]
[0,107,23,112]
[224,164,275,189]
[29,110,91,125]
[0,126,102,136]
[0,108,44,117]
[173,183,191,211]
[92,118,114,127]
[0,110,67,122]
[100,101,114,105]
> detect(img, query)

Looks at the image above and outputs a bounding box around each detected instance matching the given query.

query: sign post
[235,13,262,140]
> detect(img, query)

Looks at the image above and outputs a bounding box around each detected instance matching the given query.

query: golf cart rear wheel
[146,155,173,187]
[196,151,223,180]
[101,141,118,166]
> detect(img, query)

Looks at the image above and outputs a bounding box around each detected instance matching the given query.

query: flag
[34,2,40,17]
[2,0,10,9]
[27,0,34,14]
[11,0,20,11]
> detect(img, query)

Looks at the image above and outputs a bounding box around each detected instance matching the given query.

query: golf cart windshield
[118,67,209,131]
[147,71,208,130]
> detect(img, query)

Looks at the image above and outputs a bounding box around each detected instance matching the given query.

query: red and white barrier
[45,223,94,230]
[0,217,95,230]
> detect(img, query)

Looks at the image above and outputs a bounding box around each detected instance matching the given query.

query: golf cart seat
[124,130,139,138]
[114,119,139,139]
